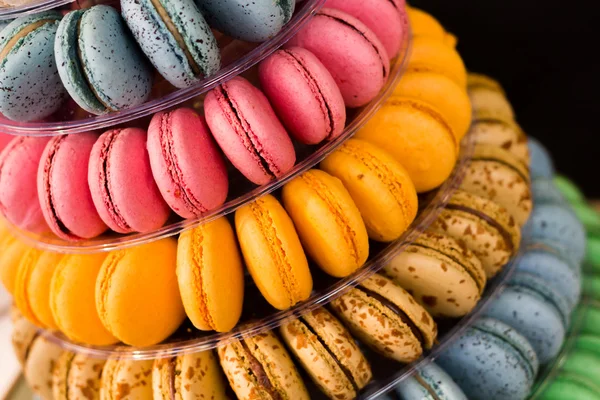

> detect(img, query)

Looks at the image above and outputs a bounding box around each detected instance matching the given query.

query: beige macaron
[53,352,106,400]
[11,307,39,366]
[330,273,437,363]
[471,119,530,166]
[100,358,154,400]
[24,336,65,400]
[467,72,506,95]
[470,86,515,124]
[280,307,372,399]
[218,330,309,400]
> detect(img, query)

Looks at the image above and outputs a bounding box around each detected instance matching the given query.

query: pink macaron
[287,8,390,108]
[147,107,229,219]
[204,76,296,185]
[325,0,407,57]
[38,133,108,241]
[0,133,13,153]
[258,47,346,145]
[0,136,50,234]
[88,128,170,234]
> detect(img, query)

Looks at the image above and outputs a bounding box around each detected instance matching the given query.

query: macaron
[88,127,171,234]
[586,236,600,273]
[280,307,372,399]
[0,136,51,233]
[287,7,390,108]
[147,107,228,219]
[121,0,220,88]
[470,86,515,124]
[528,136,555,179]
[407,36,467,88]
[100,358,154,399]
[153,351,228,400]
[52,352,106,400]
[583,274,600,300]
[538,372,600,400]
[437,317,539,400]
[461,144,532,226]
[218,330,310,400]
[355,97,457,192]
[383,230,487,317]
[0,12,66,121]
[470,119,530,166]
[330,273,437,363]
[177,217,244,332]
[561,349,600,384]
[282,169,369,277]
[407,7,445,41]
[198,0,294,42]
[96,238,186,346]
[483,272,570,364]
[204,76,296,185]
[532,178,567,205]
[393,362,468,400]
[11,309,39,366]
[579,301,600,337]
[259,47,346,144]
[573,335,600,359]
[320,139,418,242]
[392,71,472,141]
[554,174,585,204]
[572,201,600,234]
[24,336,65,400]
[55,5,153,115]
[234,194,312,310]
[0,237,28,295]
[467,72,506,94]
[430,190,521,278]
[325,0,407,57]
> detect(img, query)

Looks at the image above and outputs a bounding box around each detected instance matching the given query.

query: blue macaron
[393,362,467,400]
[197,0,295,42]
[483,272,570,364]
[437,317,539,400]
[55,5,153,115]
[531,178,567,206]
[0,19,13,32]
[121,0,221,89]
[528,137,555,179]
[0,12,66,121]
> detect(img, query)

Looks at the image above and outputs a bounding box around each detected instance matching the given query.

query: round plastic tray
[0,0,73,20]
[0,0,325,135]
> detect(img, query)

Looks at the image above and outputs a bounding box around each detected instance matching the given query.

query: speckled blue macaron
[0,12,66,121]
[197,0,295,42]
[523,203,587,266]
[532,178,567,205]
[436,317,539,400]
[121,0,221,89]
[528,137,554,179]
[0,19,13,32]
[483,272,570,364]
[394,362,467,400]
[55,5,153,115]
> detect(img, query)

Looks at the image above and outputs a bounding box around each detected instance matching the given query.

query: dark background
[411,0,600,196]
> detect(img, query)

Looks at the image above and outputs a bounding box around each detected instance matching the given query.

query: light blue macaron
[0,19,13,32]
[393,362,467,400]
[483,272,570,364]
[0,12,66,121]
[531,178,567,205]
[528,137,554,179]
[121,0,221,88]
[437,317,539,400]
[55,5,153,115]
[197,0,295,42]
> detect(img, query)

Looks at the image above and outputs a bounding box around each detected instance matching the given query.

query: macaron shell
[13,248,45,326]
[407,7,445,40]
[320,139,418,242]
[52,351,74,400]
[467,72,506,94]
[287,7,390,108]
[64,353,106,400]
[177,217,244,332]
[282,169,369,277]
[470,86,515,124]
[25,337,64,400]
[101,358,154,400]
[562,351,600,384]
[540,372,600,400]
[528,137,555,179]
[11,310,39,366]
[394,362,468,400]
[407,36,467,88]
[0,238,29,295]
[554,174,585,204]
[471,119,530,165]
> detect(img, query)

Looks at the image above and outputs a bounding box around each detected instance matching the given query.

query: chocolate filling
[472,156,529,182]
[43,136,74,237]
[240,341,282,400]
[300,317,359,392]
[359,288,424,345]
[413,374,443,400]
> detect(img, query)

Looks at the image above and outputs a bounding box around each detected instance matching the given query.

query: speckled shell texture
[394,362,467,400]
[0,12,66,121]
[197,0,295,42]
[471,120,530,166]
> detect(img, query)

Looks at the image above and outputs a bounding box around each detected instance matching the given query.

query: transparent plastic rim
[0,0,326,136]
[0,0,73,20]
[10,33,411,253]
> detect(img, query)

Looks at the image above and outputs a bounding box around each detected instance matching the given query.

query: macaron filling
[0,19,58,62]
[240,341,282,399]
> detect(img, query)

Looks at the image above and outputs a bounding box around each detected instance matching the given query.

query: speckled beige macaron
[11,308,39,366]
[330,273,437,363]
[461,144,532,226]
[53,352,106,400]
[470,86,515,124]
[471,119,530,166]
[100,358,154,399]
[218,330,309,400]
[430,190,521,277]
[24,336,65,400]
[467,72,506,95]
[280,307,372,400]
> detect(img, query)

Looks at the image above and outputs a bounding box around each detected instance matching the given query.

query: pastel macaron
[259,47,346,144]
[532,178,567,205]
[468,72,506,94]
[437,317,539,400]
[204,76,296,185]
[282,169,369,277]
[23,336,66,400]
[153,351,228,400]
[393,362,468,400]
[177,217,244,332]
[407,36,467,88]
[579,302,600,337]
[331,273,437,363]
[148,107,229,218]
[53,353,106,400]
[383,230,487,317]
[235,194,312,310]
[469,86,515,124]
[96,238,186,346]
[55,5,153,115]
[101,358,154,399]
[88,127,171,233]
[356,97,457,192]
[528,136,555,179]
[561,349,600,385]
[471,119,530,166]
[0,237,28,295]
[287,7,390,108]
[11,309,39,366]
[321,139,418,242]
[121,0,220,88]
[280,307,372,400]
[554,174,585,204]
[539,372,600,400]
[0,136,51,233]
[407,7,445,41]
[218,330,310,400]
[0,12,66,121]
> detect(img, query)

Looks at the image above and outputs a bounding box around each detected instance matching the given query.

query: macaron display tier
[0,0,72,20]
